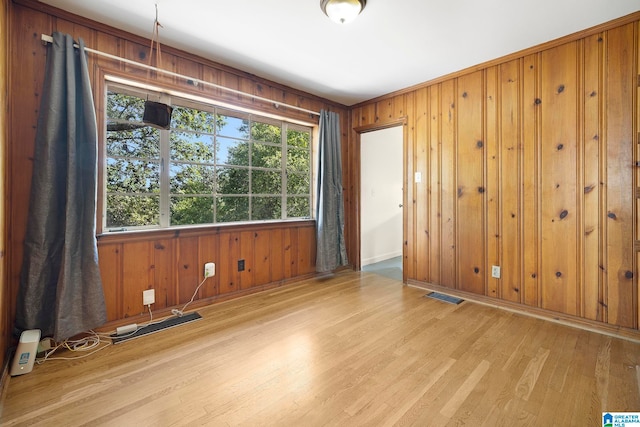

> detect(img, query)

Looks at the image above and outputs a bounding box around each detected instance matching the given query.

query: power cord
[36,271,212,364]
[172,274,210,317]
[36,331,111,364]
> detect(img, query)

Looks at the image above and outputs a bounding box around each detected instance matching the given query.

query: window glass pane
[171,196,214,225]
[170,164,215,194]
[171,106,217,133]
[252,143,281,169]
[215,196,249,222]
[251,121,281,144]
[106,195,160,227]
[287,172,310,195]
[252,170,281,194]
[287,197,310,218]
[287,129,310,148]
[287,147,309,173]
[107,92,145,122]
[217,167,249,194]
[170,131,215,162]
[252,197,281,220]
[107,158,160,193]
[107,127,159,158]
[217,137,249,166]
[218,113,249,138]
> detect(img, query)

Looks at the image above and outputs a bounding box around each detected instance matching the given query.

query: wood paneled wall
[350,14,639,334]
[7,0,350,336]
[0,0,9,374]
[97,222,317,321]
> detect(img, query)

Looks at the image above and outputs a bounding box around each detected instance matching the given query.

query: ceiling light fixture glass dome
[320,0,366,24]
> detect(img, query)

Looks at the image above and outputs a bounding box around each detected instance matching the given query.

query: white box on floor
[10,329,41,376]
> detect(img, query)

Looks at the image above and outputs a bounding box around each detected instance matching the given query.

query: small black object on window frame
[143,100,172,130]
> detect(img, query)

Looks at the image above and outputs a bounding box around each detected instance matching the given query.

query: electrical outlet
[204,262,215,278]
[238,259,245,272]
[491,265,501,279]
[143,289,155,306]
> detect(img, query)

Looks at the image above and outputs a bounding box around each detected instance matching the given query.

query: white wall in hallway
[360,126,403,266]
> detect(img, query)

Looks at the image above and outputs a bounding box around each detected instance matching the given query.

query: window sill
[96,218,316,243]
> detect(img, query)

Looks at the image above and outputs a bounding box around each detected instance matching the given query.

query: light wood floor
[1,272,639,426]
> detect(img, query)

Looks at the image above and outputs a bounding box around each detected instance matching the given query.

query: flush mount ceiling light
[320,0,366,24]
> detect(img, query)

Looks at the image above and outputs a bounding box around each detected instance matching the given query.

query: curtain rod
[41,34,321,117]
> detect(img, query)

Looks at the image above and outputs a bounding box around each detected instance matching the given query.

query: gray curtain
[15,32,107,341]
[316,110,348,272]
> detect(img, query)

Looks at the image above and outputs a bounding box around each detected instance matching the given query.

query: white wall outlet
[491,265,501,279]
[143,289,155,306]
[204,262,215,278]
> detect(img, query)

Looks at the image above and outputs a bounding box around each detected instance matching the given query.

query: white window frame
[103,81,314,232]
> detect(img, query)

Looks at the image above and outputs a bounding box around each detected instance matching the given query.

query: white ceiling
[39,0,640,106]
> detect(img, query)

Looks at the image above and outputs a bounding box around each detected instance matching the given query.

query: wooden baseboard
[407,280,640,344]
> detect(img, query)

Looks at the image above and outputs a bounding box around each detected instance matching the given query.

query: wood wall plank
[97,244,121,321]
[405,92,416,280]
[177,237,199,305]
[605,24,636,328]
[485,66,499,298]
[456,71,485,295]
[499,59,522,302]
[582,33,604,322]
[198,234,219,299]
[522,53,540,307]
[440,80,457,288]
[415,88,429,282]
[254,230,272,286]
[122,242,152,317]
[240,231,255,290]
[428,87,442,286]
[539,42,579,316]
[0,0,9,369]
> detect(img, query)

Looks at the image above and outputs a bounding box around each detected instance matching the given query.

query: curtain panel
[15,32,107,341]
[316,110,348,272]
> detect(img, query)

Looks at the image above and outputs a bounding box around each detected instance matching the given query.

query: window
[104,84,313,231]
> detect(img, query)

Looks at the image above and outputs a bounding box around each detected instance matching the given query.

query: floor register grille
[111,312,202,344]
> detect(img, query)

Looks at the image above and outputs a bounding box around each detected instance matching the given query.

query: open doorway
[359,125,404,281]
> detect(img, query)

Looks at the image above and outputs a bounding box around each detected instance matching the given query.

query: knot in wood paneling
[559,210,568,219]
[557,84,565,94]
[476,140,484,148]
[607,211,617,220]
[624,270,633,279]
[555,271,562,278]
[534,98,542,105]
[477,187,485,193]
[557,144,564,151]
[474,267,480,274]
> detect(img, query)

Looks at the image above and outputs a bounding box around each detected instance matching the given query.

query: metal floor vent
[111,312,202,344]
[425,292,464,305]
